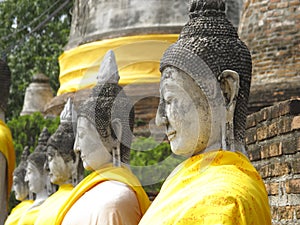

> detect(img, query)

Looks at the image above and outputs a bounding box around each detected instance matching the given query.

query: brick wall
[246,98,300,224]
[239,0,300,113]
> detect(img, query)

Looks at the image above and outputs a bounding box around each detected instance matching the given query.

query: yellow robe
[56,164,151,224]
[34,184,73,225]
[17,203,43,225]
[139,150,271,225]
[0,119,16,199]
[4,200,33,225]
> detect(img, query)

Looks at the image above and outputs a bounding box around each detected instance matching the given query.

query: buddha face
[47,146,74,185]
[156,66,211,156]
[74,117,113,171]
[25,162,45,194]
[13,175,28,201]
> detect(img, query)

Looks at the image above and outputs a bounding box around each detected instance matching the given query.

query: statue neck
[0,109,4,121]
[202,140,246,155]
[33,189,48,207]
[56,178,72,186]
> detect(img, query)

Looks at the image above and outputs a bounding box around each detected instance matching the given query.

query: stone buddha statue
[55,50,150,225]
[18,127,50,225]
[12,147,31,201]
[4,146,33,225]
[34,98,83,225]
[0,59,16,225]
[139,0,271,224]
[46,98,82,186]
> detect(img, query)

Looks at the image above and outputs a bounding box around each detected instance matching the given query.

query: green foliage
[7,112,60,165]
[0,0,72,119]
[134,118,146,127]
[130,137,185,193]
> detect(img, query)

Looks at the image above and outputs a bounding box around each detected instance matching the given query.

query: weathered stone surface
[66,0,189,50]
[20,73,53,116]
[66,0,244,50]
[285,179,300,194]
[239,0,300,113]
[265,182,279,195]
[245,98,300,224]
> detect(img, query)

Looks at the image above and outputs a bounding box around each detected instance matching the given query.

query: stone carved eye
[164,71,172,79]
[164,98,171,105]
[163,93,174,106]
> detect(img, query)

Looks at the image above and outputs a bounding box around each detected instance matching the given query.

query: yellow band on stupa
[57,34,179,95]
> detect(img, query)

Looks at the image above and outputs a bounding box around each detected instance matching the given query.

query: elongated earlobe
[218,70,240,108]
[218,70,240,151]
[111,118,122,167]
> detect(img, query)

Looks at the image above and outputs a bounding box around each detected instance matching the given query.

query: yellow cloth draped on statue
[57,34,178,95]
[0,119,16,200]
[139,150,271,225]
[34,184,73,225]
[56,164,151,224]
[17,203,43,225]
[4,200,33,225]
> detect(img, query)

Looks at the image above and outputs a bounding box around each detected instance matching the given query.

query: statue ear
[111,118,122,167]
[218,70,240,108]
[111,118,122,141]
[218,70,240,151]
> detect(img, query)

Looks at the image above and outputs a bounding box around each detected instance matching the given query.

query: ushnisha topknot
[77,50,134,164]
[28,127,50,173]
[0,59,11,112]
[35,127,50,153]
[13,146,30,180]
[160,0,252,144]
[47,98,76,162]
[189,0,226,18]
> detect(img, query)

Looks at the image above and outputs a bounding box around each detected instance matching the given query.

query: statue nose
[74,146,80,154]
[155,102,168,126]
[24,173,29,182]
[156,114,168,127]
[73,138,80,153]
[44,160,49,172]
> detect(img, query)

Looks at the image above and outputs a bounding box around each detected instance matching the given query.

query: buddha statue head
[25,127,50,196]
[46,98,82,186]
[13,146,31,201]
[74,50,134,170]
[156,0,252,156]
[0,59,11,114]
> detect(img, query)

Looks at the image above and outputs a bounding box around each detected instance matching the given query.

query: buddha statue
[34,98,83,225]
[55,50,150,225]
[46,98,82,186]
[4,147,33,225]
[0,59,16,225]
[139,0,271,224]
[17,128,50,225]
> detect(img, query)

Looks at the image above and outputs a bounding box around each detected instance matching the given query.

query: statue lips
[167,130,176,141]
[80,152,92,162]
[80,155,86,161]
